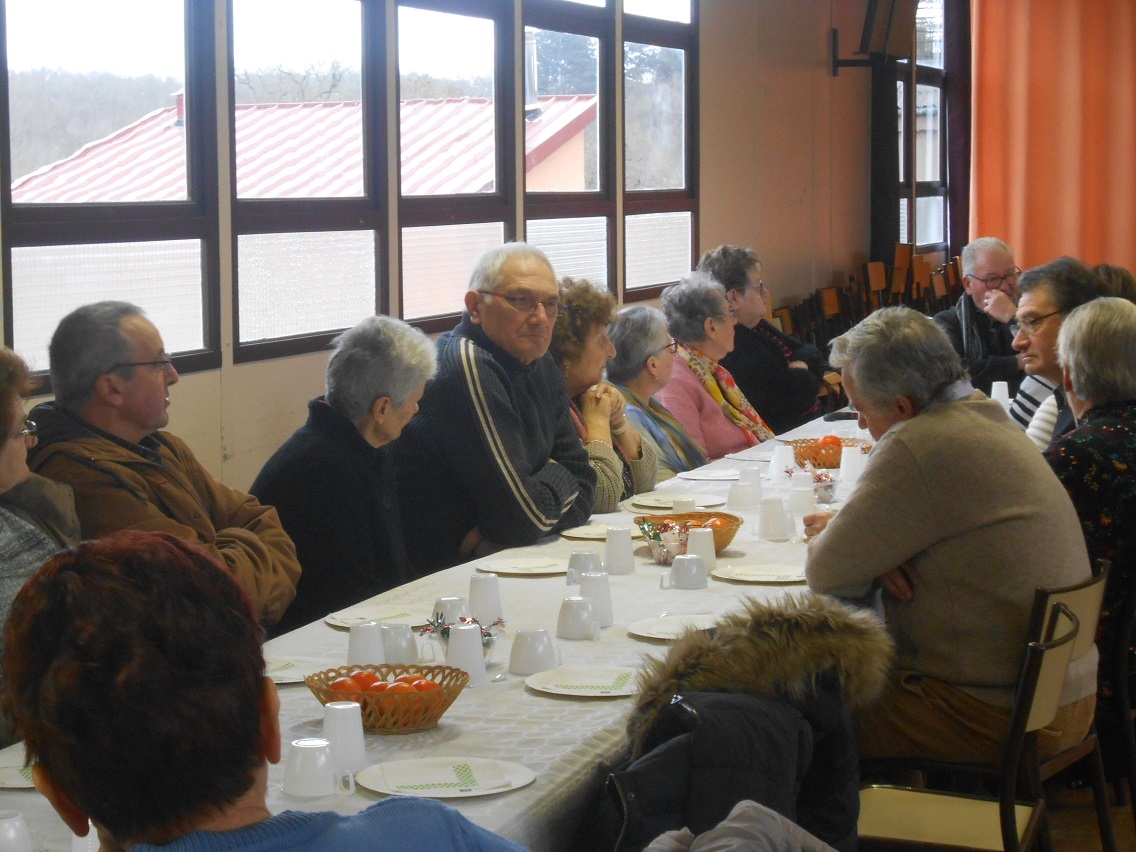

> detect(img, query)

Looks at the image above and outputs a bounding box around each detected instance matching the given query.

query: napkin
[381,757,510,794]
[546,667,634,692]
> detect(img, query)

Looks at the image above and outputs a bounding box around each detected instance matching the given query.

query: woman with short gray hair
[1044,298,1136,730]
[251,315,436,635]
[608,306,706,479]
[655,272,775,459]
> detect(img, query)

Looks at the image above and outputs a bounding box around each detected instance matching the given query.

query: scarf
[953,294,989,363]
[614,384,708,473]
[677,344,775,445]
[570,400,634,501]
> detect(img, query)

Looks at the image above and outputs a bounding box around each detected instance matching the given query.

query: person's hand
[878,564,915,601]
[982,289,1017,324]
[802,511,835,537]
[788,360,809,370]
[603,383,628,427]
[580,385,614,421]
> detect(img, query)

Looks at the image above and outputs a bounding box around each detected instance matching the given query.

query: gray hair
[1058,297,1136,406]
[607,306,670,385]
[326,315,437,421]
[49,301,144,412]
[1018,256,1100,313]
[829,306,966,414]
[960,236,1013,277]
[661,271,729,344]
[468,242,554,293]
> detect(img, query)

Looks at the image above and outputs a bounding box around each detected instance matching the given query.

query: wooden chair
[946,255,964,300]
[930,269,950,313]
[912,255,933,312]
[771,306,793,336]
[1097,564,1136,833]
[866,261,889,310]
[859,604,1080,851]
[889,242,914,306]
[861,565,1116,851]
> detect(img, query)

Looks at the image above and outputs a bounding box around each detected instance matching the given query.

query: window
[0,0,699,367]
[1,0,219,375]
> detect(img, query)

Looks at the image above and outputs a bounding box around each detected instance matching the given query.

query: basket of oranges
[305,664,468,734]
[633,512,743,564]
[786,435,871,469]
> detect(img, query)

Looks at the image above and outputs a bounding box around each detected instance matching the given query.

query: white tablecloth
[0,416,866,851]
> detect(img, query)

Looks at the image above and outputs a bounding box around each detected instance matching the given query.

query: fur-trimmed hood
[627,593,894,757]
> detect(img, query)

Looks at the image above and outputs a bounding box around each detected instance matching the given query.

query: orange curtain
[971,0,1136,271]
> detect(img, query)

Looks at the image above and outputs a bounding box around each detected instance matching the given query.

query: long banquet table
[0,415,869,851]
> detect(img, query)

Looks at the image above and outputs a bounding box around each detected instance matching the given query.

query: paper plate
[264,657,328,684]
[711,564,807,584]
[624,496,726,512]
[474,556,565,576]
[675,469,741,481]
[627,613,717,640]
[525,666,638,697]
[324,604,429,630]
[560,523,643,541]
[0,743,32,789]
[356,757,535,798]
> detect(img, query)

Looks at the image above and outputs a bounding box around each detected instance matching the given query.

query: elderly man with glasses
[393,243,595,574]
[933,236,1026,396]
[29,301,300,627]
[697,244,827,433]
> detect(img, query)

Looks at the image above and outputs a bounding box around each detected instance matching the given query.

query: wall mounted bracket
[831,29,872,77]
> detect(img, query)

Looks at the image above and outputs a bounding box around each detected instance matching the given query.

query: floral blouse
[1044,400,1136,702]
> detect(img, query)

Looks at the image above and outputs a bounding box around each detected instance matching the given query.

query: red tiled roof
[11,94,597,203]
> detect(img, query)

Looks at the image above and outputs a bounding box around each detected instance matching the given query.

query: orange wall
[699,0,871,309]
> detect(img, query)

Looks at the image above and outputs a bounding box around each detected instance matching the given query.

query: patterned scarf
[614,384,708,473]
[677,344,775,445]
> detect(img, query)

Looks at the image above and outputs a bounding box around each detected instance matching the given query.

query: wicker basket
[633,512,743,564]
[786,437,872,469]
[305,664,468,734]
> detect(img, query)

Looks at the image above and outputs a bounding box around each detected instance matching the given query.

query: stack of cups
[738,465,764,496]
[445,622,488,686]
[604,527,635,575]
[469,573,502,626]
[839,447,868,492]
[757,497,793,542]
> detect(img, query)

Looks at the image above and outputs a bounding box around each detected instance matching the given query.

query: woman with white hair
[607,305,707,480]
[251,315,436,635]
[1044,297,1136,729]
[655,272,775,460]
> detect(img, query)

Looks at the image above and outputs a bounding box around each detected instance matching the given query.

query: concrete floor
[1049,782,1136,851]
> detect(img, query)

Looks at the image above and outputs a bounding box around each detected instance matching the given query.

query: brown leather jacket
[30,405,300,626]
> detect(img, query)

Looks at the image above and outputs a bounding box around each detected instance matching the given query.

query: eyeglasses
[108,354,174,374]
[7,418,36,445]
[1008,309,1062,338]
[969,267,1021,288]
[477,290,560,319]
[748,279,767,293]
[654,338,679,355]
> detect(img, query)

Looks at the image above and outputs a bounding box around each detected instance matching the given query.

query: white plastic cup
[0,812,32,852]
[578,572,614,628]
[839,447,868,491]
[758,497,792,542]
[727,482,759,510]
[432,596,471,624]
[566,549,602,584]
[444,622,489,686]
[671,496,697,513]
[346,621,385,667]
[686,526,717,572]
[556,596,601,641]
[380,623,420,665]
[769,444,796,481]
[322,701,369,774]
[604,526,635,575]
[787,486,817,517]
[660,554,708,590]
[282,738,355,798]
[738,465,764,492]
[990,380,1011,411]
[508,629,560,675]
[468,572,503,625]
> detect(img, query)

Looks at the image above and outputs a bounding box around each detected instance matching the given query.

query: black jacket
[251,398,412,635]
[720,321,824,434]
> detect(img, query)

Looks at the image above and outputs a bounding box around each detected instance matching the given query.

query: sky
[4,0,689,80]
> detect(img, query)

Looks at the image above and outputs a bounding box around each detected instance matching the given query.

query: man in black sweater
[392,244,596,574]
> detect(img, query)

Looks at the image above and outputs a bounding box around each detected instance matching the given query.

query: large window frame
[0,0,221,376]
[0,0,698,372]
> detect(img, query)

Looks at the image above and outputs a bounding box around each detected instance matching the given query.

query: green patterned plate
[356,757,535,798]
[524,665,638,697]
